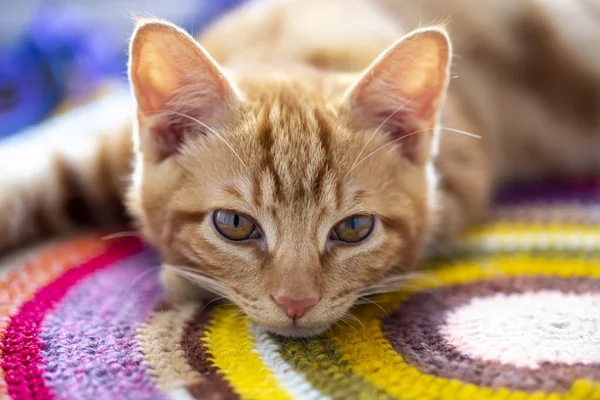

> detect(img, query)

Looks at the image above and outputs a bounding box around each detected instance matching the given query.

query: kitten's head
[127,20,451,337]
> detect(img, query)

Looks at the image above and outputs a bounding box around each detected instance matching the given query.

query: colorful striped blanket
[1,176,599,400]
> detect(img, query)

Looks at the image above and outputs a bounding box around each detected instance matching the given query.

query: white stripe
[167,387,196,400]
[492,205,600,224]
[463,232,600,253]
[251,324,330,400]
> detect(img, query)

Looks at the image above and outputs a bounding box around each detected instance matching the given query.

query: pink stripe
[1,237,144,400]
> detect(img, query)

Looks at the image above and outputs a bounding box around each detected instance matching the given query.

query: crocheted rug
[1,177,600,400]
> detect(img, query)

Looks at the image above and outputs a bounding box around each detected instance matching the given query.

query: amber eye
[213,210,258,241]
[331,215,375,243]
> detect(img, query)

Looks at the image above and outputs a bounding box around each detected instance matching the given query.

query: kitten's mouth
[262,322,332,338]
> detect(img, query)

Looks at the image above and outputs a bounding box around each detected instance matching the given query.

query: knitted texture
[1,177,600,400]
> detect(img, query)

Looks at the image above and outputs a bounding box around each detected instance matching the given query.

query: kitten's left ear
[344,28,451,165]
[129,19,239,159]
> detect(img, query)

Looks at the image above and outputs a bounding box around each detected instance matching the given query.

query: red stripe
[1,237,144,400]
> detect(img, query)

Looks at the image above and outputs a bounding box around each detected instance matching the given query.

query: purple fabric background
[40,251,166,399]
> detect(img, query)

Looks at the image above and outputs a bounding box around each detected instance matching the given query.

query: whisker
[199,296,229,313]
[358,284,410,297]
[343,311,364,330]
[360,273,431,288]
[376,273,438,285]
[358,283,423,297]
[346,82,458,178]
[379,272,431,281]
[170,264,223,281]
[346,95,417,178]
[439,126,481,139]
[356,296,390,319]
[155,110,250,173]
[182,277,228,297]
[166,265,230,298]
[172,264,211,274]
[225,309,247,321]
[120,266,162,299]
[102,231,140,240]
[358,272,437,297]
[219,302,240,309]
[348,126,480,175]
[348,129,423,175]
[357,289,394,297]
[336,317,359,333]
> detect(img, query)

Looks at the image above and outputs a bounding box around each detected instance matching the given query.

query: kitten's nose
[272,294,319,320]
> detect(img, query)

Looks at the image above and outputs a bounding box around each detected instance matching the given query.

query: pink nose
[272,295,319,320]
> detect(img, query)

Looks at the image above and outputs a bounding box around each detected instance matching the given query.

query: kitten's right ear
[343,28,451,166]
[129,19,238,159]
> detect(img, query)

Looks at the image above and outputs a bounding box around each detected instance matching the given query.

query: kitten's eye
[331,215,375,243]
[213,210,258,241]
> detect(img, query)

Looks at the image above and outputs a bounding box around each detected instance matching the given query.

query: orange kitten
[1,0,599,337]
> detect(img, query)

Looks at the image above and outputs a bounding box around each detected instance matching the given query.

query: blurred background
[0,0,245,140]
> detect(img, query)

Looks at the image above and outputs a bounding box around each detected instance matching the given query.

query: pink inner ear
[148,115,189,160]
[144,94,219,161]
[371,107,432,164]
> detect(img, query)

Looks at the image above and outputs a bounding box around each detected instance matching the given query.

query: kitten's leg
[431,117,493,252]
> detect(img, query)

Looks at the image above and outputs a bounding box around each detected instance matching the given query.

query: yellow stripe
[203,306,292,400]
[463,223,600,247]
[333,256,600,400]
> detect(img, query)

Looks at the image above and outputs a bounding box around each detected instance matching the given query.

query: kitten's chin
[262,323,332,338]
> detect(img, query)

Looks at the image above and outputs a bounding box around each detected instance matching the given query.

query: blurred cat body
[1,0,599,337]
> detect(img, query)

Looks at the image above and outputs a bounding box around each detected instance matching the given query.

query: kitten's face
[128,20,450,337]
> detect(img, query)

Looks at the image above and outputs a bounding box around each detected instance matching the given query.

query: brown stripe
[94,134,129,225]
[312,109,334,200]
[251,174,263,207]
[31,205,53,238]
[54,133,130,231]
[383,276,600,392]
[166,211,209,255]
[181,305,240,399]
[292,179,307,203]
[222,184,244,201]
[54,156,96,227]
[382,215,417,271]
[350,189,368,204]
[257,111,285,203]
[186,379,238,400]
[171,211,208,225]
[334,178,344,211]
